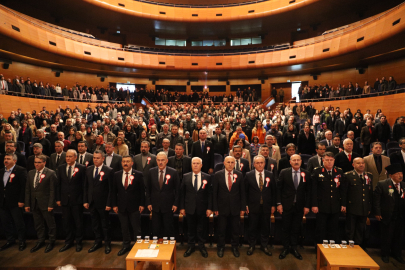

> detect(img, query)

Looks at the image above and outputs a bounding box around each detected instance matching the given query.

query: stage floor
[0,241,403,270]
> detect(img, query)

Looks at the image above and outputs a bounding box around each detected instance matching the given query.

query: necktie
[68,166,72,179]
[369,127,372,134]
[124,172,128,190]
[265,158,269,170]
[259,173,264,204]
[293,171,299,190]
[360,174,364,183]
[80,155,83,164]
[194,174,198,191]
[35,171,41,189]
[236,160,240,171]
[395,183,400,194]
[159,171,164,189]
[201,142,205,153]
[56,154,60,164]
[328,140,331,146]
[228,172,233,191]
[94,167,99,178]
[328,171,332,178]
[320,157,323,167]
[348,153,352,162]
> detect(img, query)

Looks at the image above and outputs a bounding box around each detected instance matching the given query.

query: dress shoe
[76,243,83,252]
[88,243,102,253]
[232,247,240,258]
[0,242,15,251]
[279,248,289,259]
[44,243,54,253]
[199,247,208,258]
[30,242,45,253]
[105,244,111,254]
[19,242,26,251]
[392,255,405,264]
[217,248,224,258]
[59,243,73,252]
[247,247,255,256]
[260,246,272,256]
[381,256,389,263]
[183,247,195,257]
[290,248,303,260]
[117,247,130,256]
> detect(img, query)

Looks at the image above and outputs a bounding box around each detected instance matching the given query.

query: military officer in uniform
[311,152,344,246]
[341,157,373,247]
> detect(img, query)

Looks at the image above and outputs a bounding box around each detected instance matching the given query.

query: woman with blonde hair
[251,120,266,144]
[0,123,17,144]
[113,136,129,156]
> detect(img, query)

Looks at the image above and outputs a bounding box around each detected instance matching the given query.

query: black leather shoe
[279,248,289,259]
[30,242,45,253]
[290,248,303,260]
[217,248,224,258]
[105,244,111,254]
[76,243,83,252]
[88,243,102,253]
[381,256,389,263]
[44,243,54,253]
[0,242,15,251]
[247,247,255,256]
[118,247,130,256]
[59,243,73,252]
[232,247,240,258]
[183,247,195,257]
[393,256,405,264]
[260,246,272,256]
[199,247,208,258]
[19,242,26,251]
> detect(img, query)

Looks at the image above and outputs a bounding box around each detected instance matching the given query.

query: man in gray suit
[25,155,57,253]
[49,141,66,172]
[133,141,157,186]
[306,143,326,174]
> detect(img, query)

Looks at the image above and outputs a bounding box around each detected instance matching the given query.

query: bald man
[334,139,361,173]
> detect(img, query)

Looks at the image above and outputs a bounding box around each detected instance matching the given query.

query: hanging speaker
[312,75,318,80]
[3,63,9,69]
[55,72,60,77]
[101,77,105,82]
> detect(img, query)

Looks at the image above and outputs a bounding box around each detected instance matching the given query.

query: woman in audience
[55,83,62,97]
[313,110,320,132]
[40,120,50,133]
[69,131,84,151]
[223,122,233,143]
[84,126,95,151]
[18,120,33,157]
[300,109,308,120]
[283,124,298,146]
[113,137,129,156]
[250,136,261,156]
[178,121,185,137]
[147,125,158,149]
[12,120,21,139]
[91,91,97,102]
[92,135,105,153]
[66,127,76,142]
[192,121,203,142]
[252,121,266,144]
[0,123,17,144]
[135,130,150,155]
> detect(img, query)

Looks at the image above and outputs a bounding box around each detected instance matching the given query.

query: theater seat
[387,148,401,157]
[214,153,224,166]
[386,141,399,150]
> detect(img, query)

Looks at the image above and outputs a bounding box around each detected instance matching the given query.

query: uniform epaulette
[344,171,351,174]
[314,167,321,170]
[335,167,342,170]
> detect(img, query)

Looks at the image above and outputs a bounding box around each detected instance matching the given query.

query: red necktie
[124,172,128,190]
[369,127,372,134]
[395,183,400,193]
[228,172,233,191]
[348,154,352,162]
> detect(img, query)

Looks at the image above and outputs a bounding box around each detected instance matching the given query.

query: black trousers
[186,212,208,248]
[280,96,284,103]
[345,213,366,245]
[316,212,339,244]
[282,204,303,249]
[89,205,111,244]
[217,214,239,248]
[0,205,26,242]
[61,204,83,244]
[118,210,141,248]
[380,218,404,257]
[248,205,270,248]
[152,210,174,238]
[32,206,56,243]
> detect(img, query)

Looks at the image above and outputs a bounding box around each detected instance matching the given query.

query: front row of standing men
[0,145,404,263]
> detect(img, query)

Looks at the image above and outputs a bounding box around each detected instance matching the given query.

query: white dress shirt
[93,165,103,178]
[66,162,76,176]
[34,168,45,188]
[192,172,202,190]
[122,169,132,186]
[78,153,87,164]
[255,170,265,188]
[3,165,15,186]
[225,170,234,189]
[55,152,62,163]
[106,153,113,167]
[292,168,301,185]
[344,151,353,159]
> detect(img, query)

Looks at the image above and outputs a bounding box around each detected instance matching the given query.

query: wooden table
[317,244,379,270]
[126,240,176,270]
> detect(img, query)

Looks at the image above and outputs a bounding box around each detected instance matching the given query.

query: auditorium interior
[1,0,405,269]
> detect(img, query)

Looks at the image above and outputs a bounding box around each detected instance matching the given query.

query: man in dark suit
[180,157,212,258]
[334,113,347,138]
[326,135,343,156]
[307,143,326,174]
[277,154,311,260]
[0,153,27,251]
[360,119,377,157]
[213,156,246,258]
[390,137,405,176]
[56,150,86,253]
[191,130,214,174]
[341,158,373,247]
[334,138,361,173]
[232,145,250,177]
[133,141,157,186]
[0,131,22,154]
[146,152,180,238]
[84,150,114,254]
[25,155,57,253]
[311,152,344,247]
[77,141,93,168]
[347,131,361,155]
[320,130,333,148]
[26,143,50,172]
[48,141,66,172]
[104,142,122,173]
[373,164,405,264]
[211,126,228,156]
[278,143,301,172]
[167,143,191,183]
[258,144,278,179]
[297,125,316,155]
[36,130,52,157]
[112,156,145,256]
[0,141,27,168]
[169,125,185,150]
[245,155,276,256]
[157,138,175,158]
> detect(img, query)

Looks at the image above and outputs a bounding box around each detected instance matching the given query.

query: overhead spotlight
[204,72,208,75]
